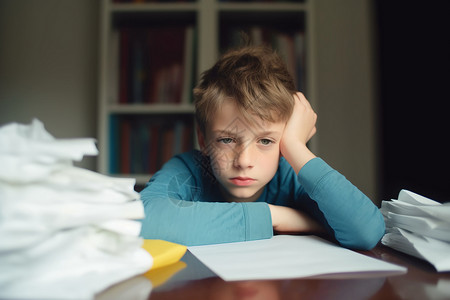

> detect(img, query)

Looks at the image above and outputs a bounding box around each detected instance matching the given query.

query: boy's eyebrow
[213,129,282,137]
[255,130,283,137]
[212,130,240,136]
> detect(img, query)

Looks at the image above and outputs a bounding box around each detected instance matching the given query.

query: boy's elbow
[340,215,386,250]
[345,229,384,250]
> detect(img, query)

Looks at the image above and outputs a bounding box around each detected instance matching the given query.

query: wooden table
[145,244,449,300]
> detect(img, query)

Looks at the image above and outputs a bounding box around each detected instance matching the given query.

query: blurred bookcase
[97,0,315,188]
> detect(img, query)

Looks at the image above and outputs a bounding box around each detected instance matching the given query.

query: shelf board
[108,103,195,114]
[218,2,307,25]
[218,2,307,12]
[135,174,152,186]
[110,2,198,12]
[110,2,198,25]
[107,173,151,186]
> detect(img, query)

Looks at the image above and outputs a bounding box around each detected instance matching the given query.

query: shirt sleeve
[296,158,386,250]
[139,155,273,246]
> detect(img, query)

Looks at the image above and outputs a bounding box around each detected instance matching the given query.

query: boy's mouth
[229,177,256,186]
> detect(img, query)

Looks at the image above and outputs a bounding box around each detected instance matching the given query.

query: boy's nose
[233,144,254,169]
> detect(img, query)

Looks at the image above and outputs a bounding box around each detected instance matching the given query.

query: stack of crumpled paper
[381,189,450,272]
[0,119,153,299]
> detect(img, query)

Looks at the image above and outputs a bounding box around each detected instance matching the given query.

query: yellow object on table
[142,239,187,270]
[141,239,187,288]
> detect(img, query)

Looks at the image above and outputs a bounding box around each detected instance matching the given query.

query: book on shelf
[148,122,161,174]
[220,25,305,92]
[108,116,120,174]
[111,117,194,175]
[119,119,132,174]
[114,25,196,105]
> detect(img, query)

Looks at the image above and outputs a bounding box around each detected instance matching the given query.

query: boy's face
[198,100,285,202]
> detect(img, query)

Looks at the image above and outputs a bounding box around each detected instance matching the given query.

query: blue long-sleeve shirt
[140,150,385,249]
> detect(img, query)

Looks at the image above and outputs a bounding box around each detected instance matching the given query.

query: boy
[140,45,385,250]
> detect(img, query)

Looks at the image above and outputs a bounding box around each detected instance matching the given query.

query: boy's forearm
[282,142,316,174]
[297,158,386,250]
[140,191,273,246]
[268,204,324,233]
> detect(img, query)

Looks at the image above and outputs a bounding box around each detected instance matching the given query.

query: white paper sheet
[381,190,450,224]
[380,189,450,271]
[382,227,450,272]
[188,235,406,281]
[384,212,450,242]
[0,119,98,183]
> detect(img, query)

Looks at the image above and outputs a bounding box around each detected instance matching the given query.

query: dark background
[375,0,450,203]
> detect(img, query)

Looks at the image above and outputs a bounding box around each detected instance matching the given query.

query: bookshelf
[97,0,316,187]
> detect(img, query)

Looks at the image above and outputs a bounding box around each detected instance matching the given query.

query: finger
[294,93,311,114]
[296,92,314,111]
[293,93,301,108]
[294,92,305,104]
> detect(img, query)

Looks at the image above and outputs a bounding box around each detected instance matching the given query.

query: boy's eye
[259,139,273,145]
[218,137,234,144]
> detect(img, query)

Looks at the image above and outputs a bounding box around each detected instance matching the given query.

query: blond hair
[193,45,296,133]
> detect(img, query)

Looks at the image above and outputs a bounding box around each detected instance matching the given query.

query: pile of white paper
[381,189,450,271]
[0,119,153,300]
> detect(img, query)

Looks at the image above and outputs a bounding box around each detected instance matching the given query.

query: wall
[313,0,379,202]
[0,0,99,170]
